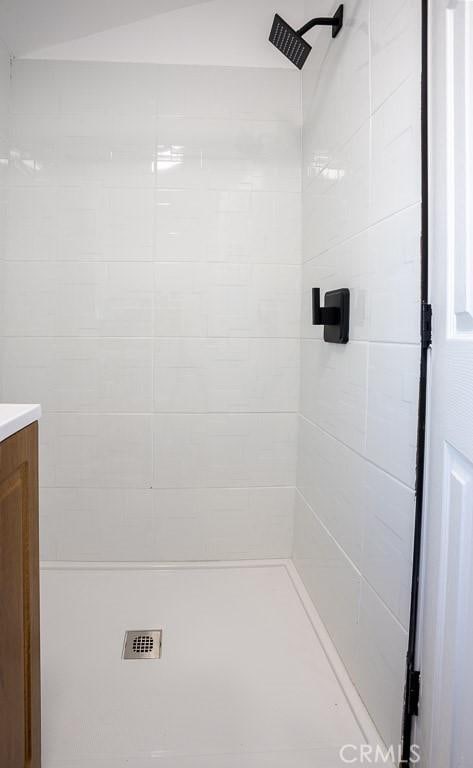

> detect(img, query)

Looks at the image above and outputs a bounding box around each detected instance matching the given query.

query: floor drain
[122,630,162,659]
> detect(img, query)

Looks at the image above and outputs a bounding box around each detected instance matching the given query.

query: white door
[416,1,473,766]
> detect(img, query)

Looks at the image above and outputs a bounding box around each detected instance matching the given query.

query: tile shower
[0,1,422,764]
[3,60,302,563]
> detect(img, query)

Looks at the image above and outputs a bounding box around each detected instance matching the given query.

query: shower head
[269,15,312,70]
[269,5,344,70]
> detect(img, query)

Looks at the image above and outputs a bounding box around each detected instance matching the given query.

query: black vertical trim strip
[400,0,429,764]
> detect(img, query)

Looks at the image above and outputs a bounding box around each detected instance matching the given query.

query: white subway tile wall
[0,43,10,349]
[294,0,421,750]
[40,487,295,562]
[1,60,301,562]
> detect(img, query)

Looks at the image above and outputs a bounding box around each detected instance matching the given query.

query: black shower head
[269,5,344,70]
[269,14,312,70]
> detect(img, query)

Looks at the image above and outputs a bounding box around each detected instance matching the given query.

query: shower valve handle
[312,288,340,326]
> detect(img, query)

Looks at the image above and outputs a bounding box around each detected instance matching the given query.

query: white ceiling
[0,0,309,68]
[28,0,309,67]
[0,0,212,57]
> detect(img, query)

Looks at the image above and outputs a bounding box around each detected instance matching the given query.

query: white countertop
[0,404,42,443]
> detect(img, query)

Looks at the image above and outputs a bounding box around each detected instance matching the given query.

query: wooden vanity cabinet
[0,422,41,768]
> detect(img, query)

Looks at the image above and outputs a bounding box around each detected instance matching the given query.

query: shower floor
[40,561,375,768]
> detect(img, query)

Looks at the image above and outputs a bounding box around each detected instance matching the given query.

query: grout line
[39,558,291,571]
[1,335,419,346]
[11,112,303,127]
[363,341,370,459]
[301,336,412,347]
[368,0,373,122]
[1,335,301,341]
[370,73,421,117]
[368,0,374,219]
[300,201,421,265]
[298,414,416,492]
[151,188,157,483]
[300,336,420,347]
[40,484,297,491]
[1,259,302,266]
[39,411,299,416]
[5,184,303,193]
[294,488,409,635]
[295,486,363,579]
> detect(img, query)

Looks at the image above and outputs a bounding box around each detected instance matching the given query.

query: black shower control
[312,288,350,344]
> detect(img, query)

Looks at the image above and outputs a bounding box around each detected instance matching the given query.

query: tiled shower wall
[293,0,421,750]
[0,42,10,323]
[1,61,301,560]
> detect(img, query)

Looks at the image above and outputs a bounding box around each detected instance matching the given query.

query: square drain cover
[122,630,162,659]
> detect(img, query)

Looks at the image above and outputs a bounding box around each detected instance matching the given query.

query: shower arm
[297,6,344,38]
[297,18,336,35]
